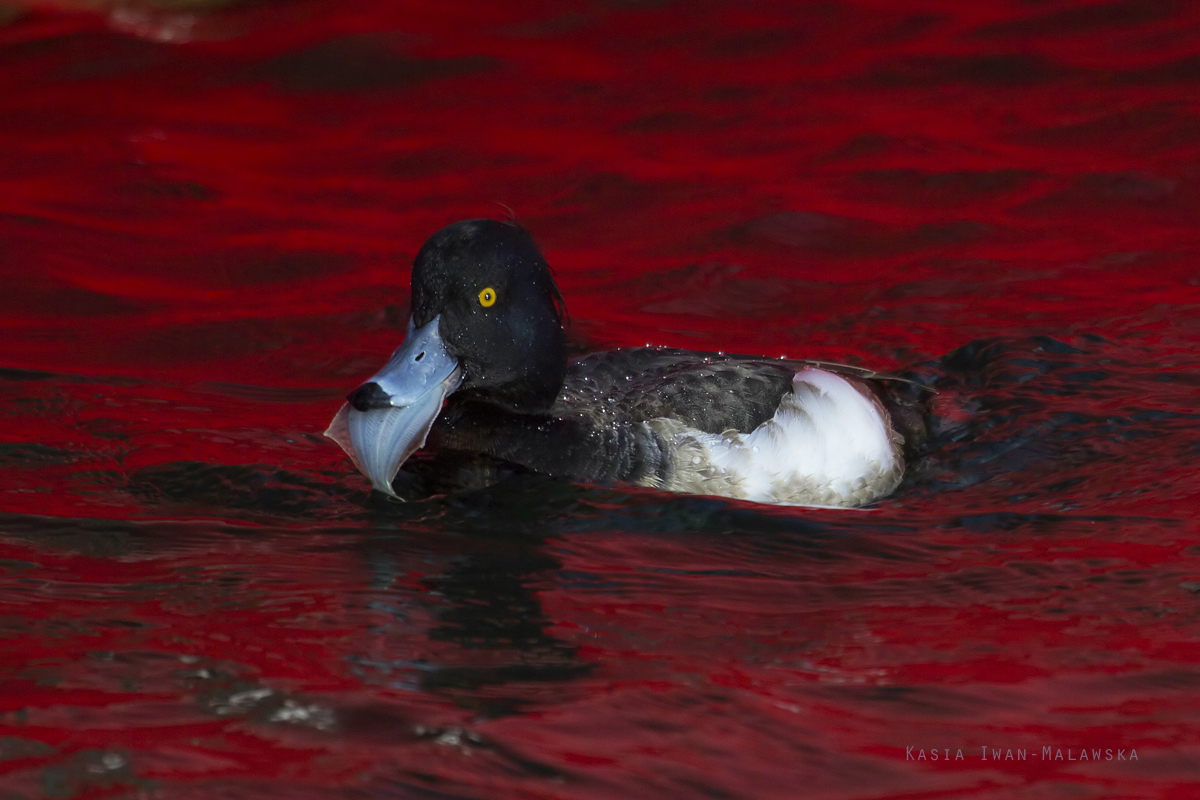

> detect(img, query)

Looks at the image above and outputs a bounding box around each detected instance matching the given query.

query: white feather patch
[649,368,903,507]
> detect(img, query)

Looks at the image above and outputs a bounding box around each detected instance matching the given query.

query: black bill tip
[347,381,393,412]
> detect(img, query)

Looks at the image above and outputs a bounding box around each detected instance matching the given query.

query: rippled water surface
[2,1,1200,797]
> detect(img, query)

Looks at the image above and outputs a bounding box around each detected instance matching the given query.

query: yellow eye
[478,287,497,307]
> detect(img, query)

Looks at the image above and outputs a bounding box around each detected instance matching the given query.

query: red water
[2,0,1200,797]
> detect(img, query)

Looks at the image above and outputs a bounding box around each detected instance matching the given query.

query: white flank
[650,368,904,507]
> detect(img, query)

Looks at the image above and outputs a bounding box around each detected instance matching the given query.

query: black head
[411,219,568,413]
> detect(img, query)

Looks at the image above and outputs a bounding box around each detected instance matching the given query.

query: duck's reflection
[357,488,590,717]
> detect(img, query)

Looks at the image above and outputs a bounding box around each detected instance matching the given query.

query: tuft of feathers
[648,368,904,507]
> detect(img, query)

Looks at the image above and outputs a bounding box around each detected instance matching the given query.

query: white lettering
[1118,750,1126,761]
[1017,749,1026,761]
[955,750,964,761]
[1091,749,1100,760]
[1042,746,1053,759]
[1079,749,1088,761]
[906,747,914,760]
[1055,749,1064,761]
[918,749,926,761]
[1131,749,1138,760]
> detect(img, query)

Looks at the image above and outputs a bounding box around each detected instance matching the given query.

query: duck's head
[326,219,568,496]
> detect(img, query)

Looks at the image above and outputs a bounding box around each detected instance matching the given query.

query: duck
[325,218,930,508]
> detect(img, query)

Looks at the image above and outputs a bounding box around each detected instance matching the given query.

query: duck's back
[556,348,797,435]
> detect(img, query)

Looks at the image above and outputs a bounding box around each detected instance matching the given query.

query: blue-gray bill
[324,316,461,497]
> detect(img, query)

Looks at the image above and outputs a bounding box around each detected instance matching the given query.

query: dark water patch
[932,336,1100,388]
[880,262,1049,300]
[620,110,718,134]
[66,650,229,697]
[594,260,744,301]
[502,10,599,39]
[861,53,1071,87]
[1045,477,1086,493]
[0,30,167,83]
[422,545,569,650]
[0,366,146,387]
[1059,370,1107,383]
[947,512,1063,534]
[739,210,989,257]
[192,382,346,403]
[819,562,1073,608]
[846,168,1036,206]
[127,461,364,521]
[896,335,1195,498]
[973,0,1180,38]
[118,178,218,204]
[420,660,591,706]
[558,495,925,570]
[167,248,355,288]
[1124,53,1200,83]
[253,34,496,93]
[705,27,796,59]
[116,318,305,363]
[384,146,532,180]
[36,748,143,799]
[843,684,1025,718]
[0,211,59,229]
[1012,171,1191,221]
[943,511,1171,534]
[1127,409,1199,423]
[815,132,949,165]
[0,736,54,762]
[0,443,76,468]
[401,470,593,531]
[346,531,593,715]
[310,706,571,784]
[552,171,715,214]
[1016,104,1200,154]
[0,283,145,318]
[0,514,141,557]
[1031,336,1085,355]
[641,276,809,318]
[0,512,352,558]
[1100,669,1200,694]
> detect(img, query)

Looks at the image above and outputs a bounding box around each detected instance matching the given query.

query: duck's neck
[454,353,566,415]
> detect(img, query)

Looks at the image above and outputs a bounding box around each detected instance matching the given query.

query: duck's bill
[324,316,461,497]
